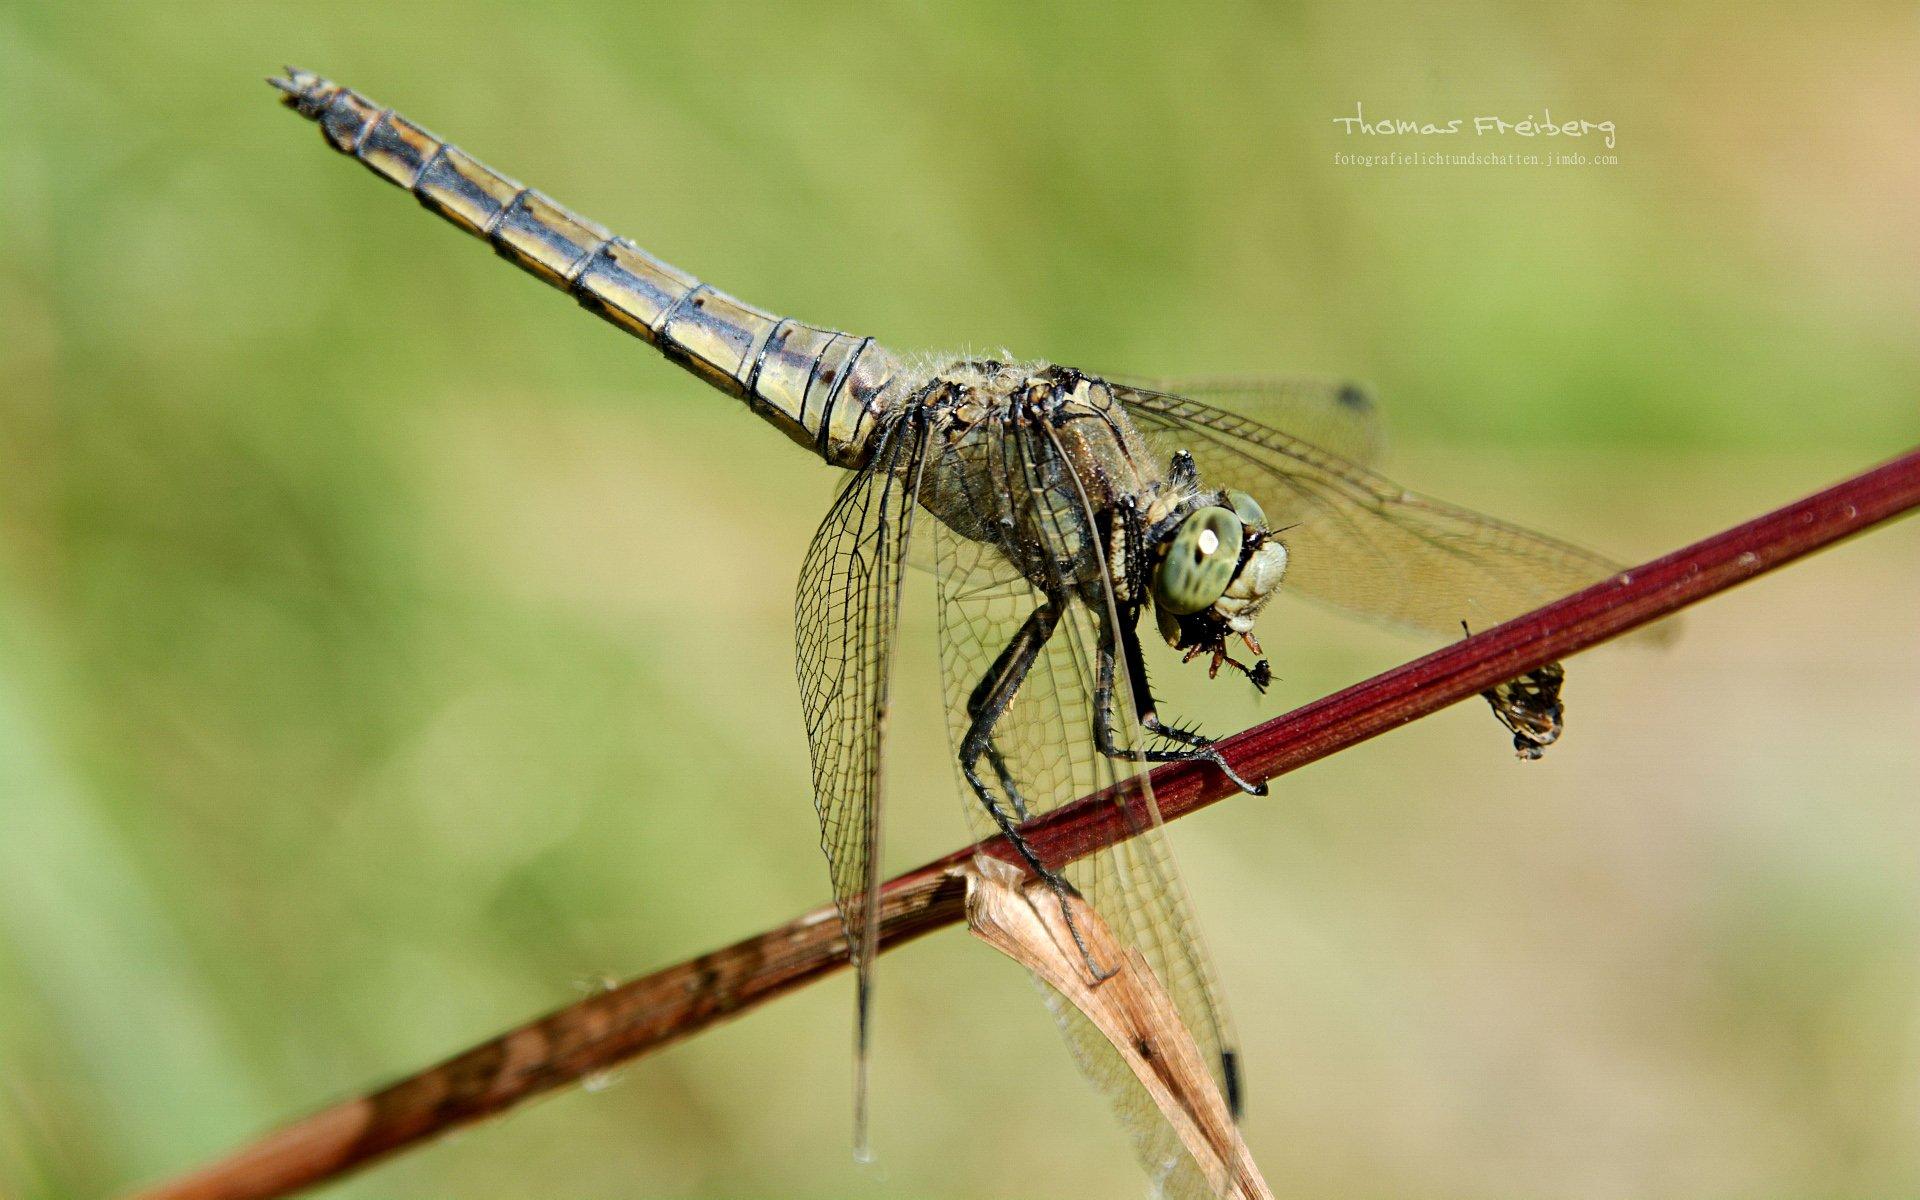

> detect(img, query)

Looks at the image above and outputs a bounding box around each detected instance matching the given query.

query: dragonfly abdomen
[271,69,901,468]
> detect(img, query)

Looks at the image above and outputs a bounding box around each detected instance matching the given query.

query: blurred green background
[2,2,1917,1197]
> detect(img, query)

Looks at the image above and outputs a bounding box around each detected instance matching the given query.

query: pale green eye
[1227,489,1266,529]
[1154,506,1245,615]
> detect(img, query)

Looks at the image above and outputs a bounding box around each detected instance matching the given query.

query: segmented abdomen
[272,69,902,467]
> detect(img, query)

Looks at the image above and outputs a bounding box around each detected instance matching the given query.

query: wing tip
[1222,1047,1244,1119]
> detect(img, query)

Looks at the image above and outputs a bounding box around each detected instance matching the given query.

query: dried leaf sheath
[964,858,1272,1200]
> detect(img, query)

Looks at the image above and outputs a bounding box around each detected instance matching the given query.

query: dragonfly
[271,69,1634,1191]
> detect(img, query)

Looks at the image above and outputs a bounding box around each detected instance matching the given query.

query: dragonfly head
[1150,490,1287,691]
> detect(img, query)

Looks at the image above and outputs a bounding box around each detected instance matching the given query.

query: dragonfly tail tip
[266,66,319,99]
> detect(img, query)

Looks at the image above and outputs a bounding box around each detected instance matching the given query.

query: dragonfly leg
[964,646,1029,821]
[959,595,1119,983]
[1094,618,1269,796]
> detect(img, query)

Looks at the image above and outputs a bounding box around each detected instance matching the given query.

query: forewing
[1112,383,1631,637]
[930,409,1238,1198]
[1108,375,1387,468]
[793,412,928,1147]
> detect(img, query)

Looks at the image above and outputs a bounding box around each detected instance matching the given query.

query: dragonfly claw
[1209,751,1267,796]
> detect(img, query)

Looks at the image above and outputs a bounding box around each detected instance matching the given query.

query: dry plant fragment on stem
[965,856,1272,1200]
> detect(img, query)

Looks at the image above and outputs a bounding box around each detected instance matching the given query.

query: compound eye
[1227,490,1266,529]
[1154,506,1244,615]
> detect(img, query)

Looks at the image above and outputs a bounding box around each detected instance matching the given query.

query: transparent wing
[793,411,928,1149]
[930,409,1237,1199]
[1107,374,1386,468]
[1111,382,1632,638]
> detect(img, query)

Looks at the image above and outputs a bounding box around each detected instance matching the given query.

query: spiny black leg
[965,636,1029,820]
[959,596,1118,982]
[1094,615,1268,796]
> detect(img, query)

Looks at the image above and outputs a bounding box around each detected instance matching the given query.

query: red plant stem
[127,446,1920,1200]
[1027,443,1920,863]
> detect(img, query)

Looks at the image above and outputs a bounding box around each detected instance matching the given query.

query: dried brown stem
[965,857,1272,1200]
[128,446,1920,1200]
